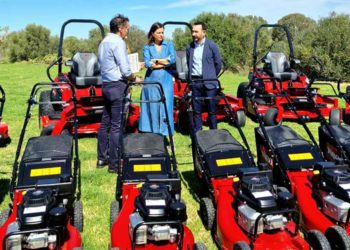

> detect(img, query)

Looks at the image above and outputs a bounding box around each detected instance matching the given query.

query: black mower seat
[196,129,244,153]
[265,52,297,81]
[257,125,309,149]
[22,135,73,162]
[321,125,350,146]
[70,52,102,87]
[175,51,188,81]
[123,133,167,157]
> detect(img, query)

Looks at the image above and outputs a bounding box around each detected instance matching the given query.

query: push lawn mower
[237,24,338,121]
[189,80,312,249]
[0,85,10,146]
[0,82,83,250]
[162,21,246,134]
[40,19,106,135]
[248,88,350,249]
[109,82,205,250]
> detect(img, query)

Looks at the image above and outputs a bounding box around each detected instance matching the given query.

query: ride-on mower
[248,87,350,249]
[237,24,338,121]
[40,19,105,135]
[161,21,246,134]
[0,85,10,146]
[0,82,83,250]
[109,82,205,250]
[189,80,313,249]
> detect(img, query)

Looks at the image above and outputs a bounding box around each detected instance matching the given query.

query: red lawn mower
[162,21,246,134]
[0,85,10,146]
[248,87,350,249]
[189,79,311,249]
[110,82,205,250]
[0,82,83,250]
[40,19,105,135]
[237,24,338,121]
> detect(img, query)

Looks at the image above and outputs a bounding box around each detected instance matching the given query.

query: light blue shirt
[98,33,132,82]
[192,37,206,76]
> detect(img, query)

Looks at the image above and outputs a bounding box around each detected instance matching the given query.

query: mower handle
[57,19,105,73]
[162,21,192,31]
[0,85,5,117]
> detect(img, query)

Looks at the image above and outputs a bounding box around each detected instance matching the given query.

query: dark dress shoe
[108,167,118,173]
[96,159,108,168]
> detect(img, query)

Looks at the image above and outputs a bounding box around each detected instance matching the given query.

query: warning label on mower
[288,153,313,161]
[216,157,242,167]
[30,167,61,177]
[133,164,161,172]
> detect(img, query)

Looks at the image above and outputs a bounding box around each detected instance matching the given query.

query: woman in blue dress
[139,22,176,136]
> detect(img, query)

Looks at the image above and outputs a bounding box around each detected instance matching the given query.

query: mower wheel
[0,208,10,227]
[329,109,341,125]
[200,197,215,230]
[325,225,350,249]
[236,110,246,127]
[237,82,249,108]
[307,230,331,250]
[39,90,55,116]
[73,200,84,232]
[193,242,207,250]
[110,200,120,231]
[233,241,251,250]
[264,108,279,126]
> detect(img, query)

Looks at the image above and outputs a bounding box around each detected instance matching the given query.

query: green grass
[0,63,325,249]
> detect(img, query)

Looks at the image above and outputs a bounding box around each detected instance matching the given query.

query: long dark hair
[147,22,164,45]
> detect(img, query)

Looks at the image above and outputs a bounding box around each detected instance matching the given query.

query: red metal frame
[0,191,82,250]
[110,183,195,250]
[246,71,339,120]
[0,122,9,146]
[200,176,309,249]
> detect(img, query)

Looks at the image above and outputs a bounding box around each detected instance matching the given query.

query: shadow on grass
[180,170,207,203]
[0,178,10,205]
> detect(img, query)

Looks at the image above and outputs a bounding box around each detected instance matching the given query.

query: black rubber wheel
[325,225,350,250]
[0,208,10,227]
[236,110,246,127]
[307,230,331,250]
[200,197,215,230]
[39,90,55,116]
[237,82,249,108]
[110,200,120,232]
[73,200,83,232]
[329,109,341,125]
[264,107,279,126]
[233,241,251,250]
[193,242,207,250]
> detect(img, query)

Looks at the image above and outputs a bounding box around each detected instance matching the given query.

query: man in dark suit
[186,21,222,133]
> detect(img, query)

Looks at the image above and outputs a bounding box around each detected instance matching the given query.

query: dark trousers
[191,83,218,133]
[97,81,126,169]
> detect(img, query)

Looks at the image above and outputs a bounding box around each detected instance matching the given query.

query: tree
[126,25,147,60]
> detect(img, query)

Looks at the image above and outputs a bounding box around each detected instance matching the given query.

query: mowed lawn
[0,63,324,249]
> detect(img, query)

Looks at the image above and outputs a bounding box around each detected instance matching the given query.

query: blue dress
[139,41,176,136]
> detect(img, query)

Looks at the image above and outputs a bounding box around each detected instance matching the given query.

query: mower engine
[5,189,68,250]
[236,169,294,234]
[129,183,187,245]
[313,163,350,223]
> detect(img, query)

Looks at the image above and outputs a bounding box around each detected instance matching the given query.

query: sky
[1,0,350,39]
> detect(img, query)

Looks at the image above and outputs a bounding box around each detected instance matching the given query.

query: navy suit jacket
[186,38,222,89]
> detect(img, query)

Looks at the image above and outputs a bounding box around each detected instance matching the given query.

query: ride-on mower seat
[69,52,102,87]
[265,52,297,81]
[257,125,309,149]
[174,51,188,82]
